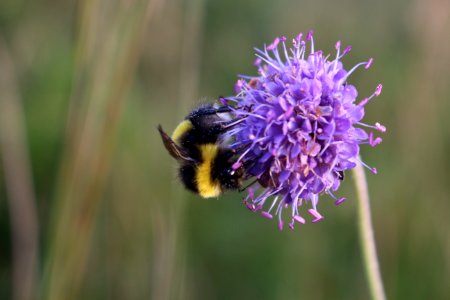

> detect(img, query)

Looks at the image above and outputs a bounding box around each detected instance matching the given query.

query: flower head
[224,32,384,230]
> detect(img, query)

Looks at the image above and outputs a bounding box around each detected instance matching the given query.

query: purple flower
[224,32,385,230]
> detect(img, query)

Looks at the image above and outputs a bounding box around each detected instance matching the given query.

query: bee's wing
[158,125,194,162]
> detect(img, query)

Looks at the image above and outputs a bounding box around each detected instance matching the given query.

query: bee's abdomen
[179,164,199,194]
[196,144,222,198]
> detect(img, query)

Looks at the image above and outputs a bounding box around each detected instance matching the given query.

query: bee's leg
[238,179,258,192]
[191,102,252,120]
[220,117,246,129]
[207,116,246,137]
[201,106,233,115]
[190,106,232,118]
[219,144,250,161]
[226,141,252,156]
[215,106,233,114]
[218,148,236,160]
[191,104,250,119]
[216,104,253,130]
[217,104,253,114]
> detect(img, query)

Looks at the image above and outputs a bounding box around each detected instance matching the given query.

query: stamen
[294,33,303,47]
[375,122,386,132]
[358,83,383,107]
[335,198,346,206]
[372,137,382,147]
[310,194,319,211]
[275,198,285,230]
[335,40,341,51]
[248,187,255,200]
[257,45,268,57]
[234,80,244,93]
[326,190,346,206]
[278,220,284,231]
[288,222,295,230]
[241,111,267,120]
[343,45,352,55]
[272,49,284,68]
[291,197,298,217]
[356,122,386,132]
[281,37,291,66]
[307,30,314,53]
[358,98,369,106]
[267,37,280,51]
[261,211,273,219]
[237,74,257,80]
[223,117,246,129]
[342,61,368,82]
[254,188,281,206]
[357,158,377,174]
[232,161,242,170]
[333,41,342,71]
[275,197,285,219]
[308,209,323,223]
[219,96,229,106]
[369,132,383,147]
[293,215,306,224]
[255,54,281,72]
[267,196,280,213]
[365,58,374,69]
[300,43,306,59]
[244,201,256,212]
[375,84,383,96]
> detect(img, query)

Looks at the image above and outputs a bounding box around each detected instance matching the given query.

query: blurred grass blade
[42,0,163,299]
[0,37,39,300]
[150,0,205,299]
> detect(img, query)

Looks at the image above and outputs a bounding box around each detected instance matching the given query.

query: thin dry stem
[353,156,386,300]
[0,37,39,300]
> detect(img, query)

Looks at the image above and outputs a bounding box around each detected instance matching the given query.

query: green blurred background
[1,0,449,299]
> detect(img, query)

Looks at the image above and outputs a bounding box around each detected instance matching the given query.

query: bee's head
[219,163,244,190]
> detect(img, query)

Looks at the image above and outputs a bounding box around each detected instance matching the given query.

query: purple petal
[342,84,357,103]
[338,143,359,159]
[279,170,291,183]
[335,118,351,132]
[290,143,301,158]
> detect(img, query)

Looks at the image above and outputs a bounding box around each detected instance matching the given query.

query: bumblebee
[158,104,245,198]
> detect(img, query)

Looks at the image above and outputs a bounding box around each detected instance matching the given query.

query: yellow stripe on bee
[171,120,193,142]
[196,144,221,198]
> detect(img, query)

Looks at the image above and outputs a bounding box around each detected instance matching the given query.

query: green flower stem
[353,156,386,300]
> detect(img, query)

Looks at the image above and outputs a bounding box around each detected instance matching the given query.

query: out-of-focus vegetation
[1,0,449,299]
